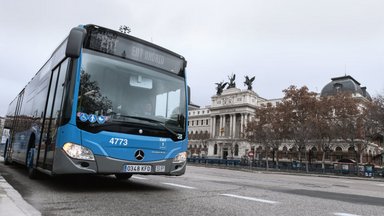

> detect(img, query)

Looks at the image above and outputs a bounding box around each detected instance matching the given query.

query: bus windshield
[76,50,186,138]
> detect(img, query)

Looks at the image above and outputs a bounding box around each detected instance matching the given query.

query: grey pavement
[0,157,41,216]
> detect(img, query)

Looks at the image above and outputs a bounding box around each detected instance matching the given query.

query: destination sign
[85,27,185,75]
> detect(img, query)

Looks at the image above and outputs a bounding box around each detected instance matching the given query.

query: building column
[240,114,244,138]
[245,113,249,128]
[229,114,233,138]
[232,114,237,138]
[211,116,216,138]
[218,115,222,136]
[223,115,227,137]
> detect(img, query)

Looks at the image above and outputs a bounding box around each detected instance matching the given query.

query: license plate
[155,165,165,172]
[123,165,152,173]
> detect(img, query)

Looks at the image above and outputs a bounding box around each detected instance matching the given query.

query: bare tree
[332,92,360,162]
[281,86,318,172]
[359,98,384,163]
[365,95,384,134]
[313,96,340,170]
[246,103,278,170]
[269,102,286,168]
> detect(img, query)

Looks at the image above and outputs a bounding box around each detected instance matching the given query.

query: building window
[196,120,199,126]
[335,146,342,160]
[201,120,204,125]
[214,144,218,155]
[334,83,343,92]
[234,144,239,156]
[348,146,356,159]
[282,146,288,158]
[206,119,209,125]
[192,121,194,126]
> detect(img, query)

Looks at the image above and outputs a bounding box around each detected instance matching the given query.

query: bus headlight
[173,152,187,163]
[63,143,95,161]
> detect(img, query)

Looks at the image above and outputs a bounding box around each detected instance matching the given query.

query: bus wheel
[27,148,39,179]
[115,173,133,180]
[4,142,12,165]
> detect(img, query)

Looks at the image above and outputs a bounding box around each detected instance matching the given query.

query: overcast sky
[1,0,384,116]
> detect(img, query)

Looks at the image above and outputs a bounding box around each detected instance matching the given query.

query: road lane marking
[220,194,278,204]
[132,176,148,180]
[333,213,361,216]
[162,183,196,189]
[376,183,384,187]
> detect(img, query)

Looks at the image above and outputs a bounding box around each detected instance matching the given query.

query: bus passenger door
[38,60,68,170]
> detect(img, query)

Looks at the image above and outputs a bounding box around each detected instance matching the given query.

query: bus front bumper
[52,149,186,176]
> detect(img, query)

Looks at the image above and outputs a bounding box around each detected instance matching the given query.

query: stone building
[188,75,383,166]
[188,76,276,159]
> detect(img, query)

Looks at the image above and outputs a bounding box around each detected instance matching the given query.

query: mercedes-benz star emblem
[134,150,144,161]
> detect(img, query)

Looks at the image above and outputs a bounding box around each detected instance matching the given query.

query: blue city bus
[2,24,188,179]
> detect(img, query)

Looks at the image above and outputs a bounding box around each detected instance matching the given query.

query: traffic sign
[248,151,254,157]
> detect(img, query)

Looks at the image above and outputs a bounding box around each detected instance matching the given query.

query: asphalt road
[1,162,384,216]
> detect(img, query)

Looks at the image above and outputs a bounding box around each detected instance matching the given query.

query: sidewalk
[189,163,384,182]
[0,158,41,216]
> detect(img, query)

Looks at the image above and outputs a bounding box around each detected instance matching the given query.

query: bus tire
[26,147,39,179]
[115,173,133,180]
[4,141,12,165]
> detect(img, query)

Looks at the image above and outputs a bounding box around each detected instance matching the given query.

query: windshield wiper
[112,115,181,139]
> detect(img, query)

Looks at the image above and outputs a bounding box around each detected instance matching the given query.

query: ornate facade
[188,85,280,159]
[188,75,383,166]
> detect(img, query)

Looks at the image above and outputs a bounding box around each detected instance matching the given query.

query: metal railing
[187,158,384,178]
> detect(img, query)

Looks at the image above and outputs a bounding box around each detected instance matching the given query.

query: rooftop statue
[244,75,255,90]
[227,74,236,89]
[215,81,228,95]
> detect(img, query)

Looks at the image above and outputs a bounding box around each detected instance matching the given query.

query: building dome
[320,75,371,100]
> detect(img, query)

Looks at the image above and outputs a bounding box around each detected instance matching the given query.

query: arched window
[282,146,288,158]
[348,146,356,159]
[310,147,317,161]
[335,146,342,160]
[214,144,218,155]
[234,144,239,156]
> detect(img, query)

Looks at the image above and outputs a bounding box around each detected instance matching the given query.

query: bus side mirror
[188,86,191,105]
[65,27,86,58]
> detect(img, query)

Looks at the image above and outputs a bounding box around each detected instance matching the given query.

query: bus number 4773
[109,138,128,146]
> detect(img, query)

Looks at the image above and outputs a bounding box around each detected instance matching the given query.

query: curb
[0,157,41,216]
